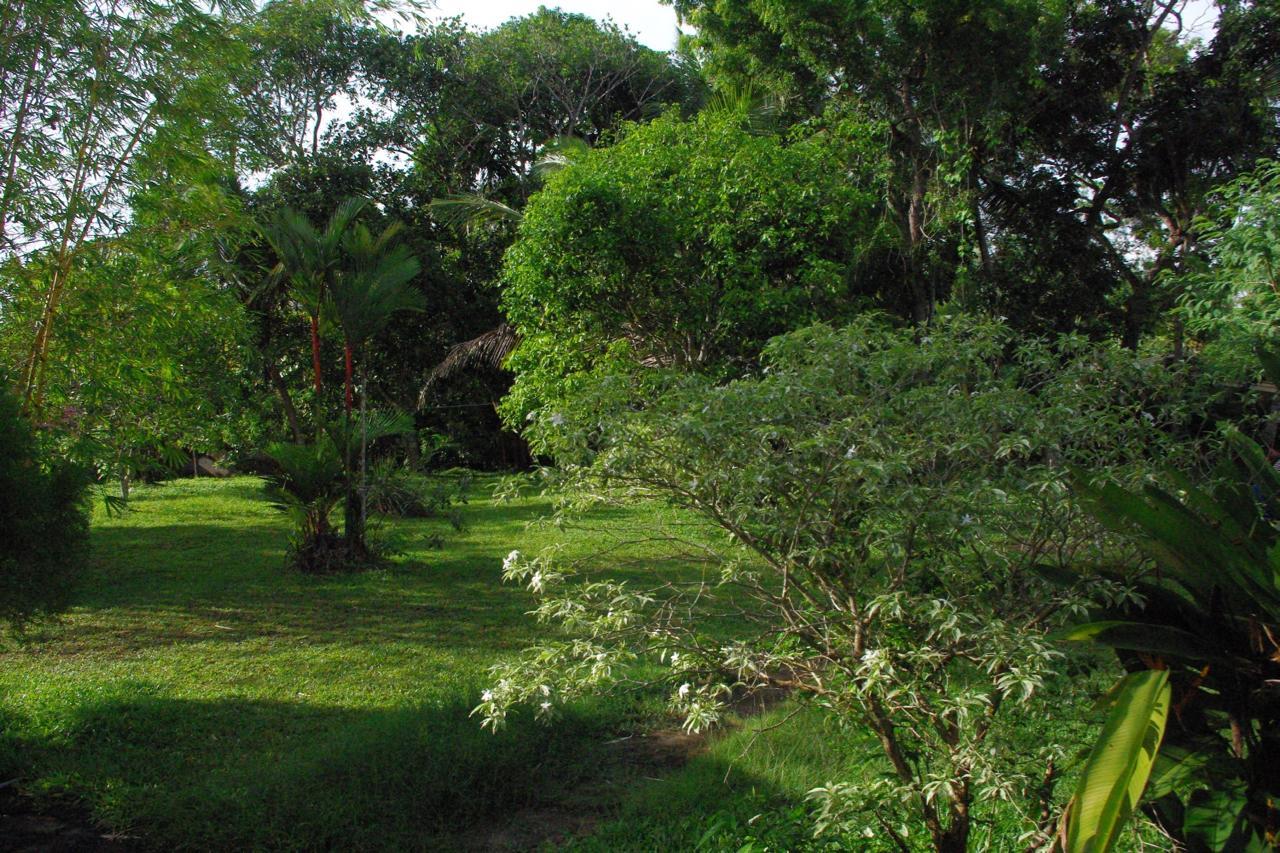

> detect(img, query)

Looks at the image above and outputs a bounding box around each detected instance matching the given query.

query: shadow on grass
[5,685,641,850]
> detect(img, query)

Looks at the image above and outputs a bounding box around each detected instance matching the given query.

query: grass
[1,475,1126,851]
[0,475,682,849]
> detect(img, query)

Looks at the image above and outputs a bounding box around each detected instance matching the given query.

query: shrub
[263,438,348,573]
[477,313,1203,851]
[365,459,465,525]
[499,109,891,424]
[0,382,91,630]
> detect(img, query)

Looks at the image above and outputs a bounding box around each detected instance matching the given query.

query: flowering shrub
[477,313,1205,851]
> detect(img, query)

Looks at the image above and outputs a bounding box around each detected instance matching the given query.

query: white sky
[426,0,1218,52]
[429,0,682,51]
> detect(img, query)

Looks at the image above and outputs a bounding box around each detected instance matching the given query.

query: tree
[328,219,423,551]
[0,161,260,496]
[233,0,361,169]
[477,313,1201,851]
[983,0,1280,347]
[261,197,368,404]
[366,8,699,198]
[670,0,1065,325]
[1176,159,1280,370]
[671,0,1280,345]
[499,110,890,424]
[0,0,253,414]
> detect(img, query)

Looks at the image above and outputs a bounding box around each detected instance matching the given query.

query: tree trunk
[341,342,362,555]
[359,361,368,545]
[310,314,323,393]
[343,341,354,414]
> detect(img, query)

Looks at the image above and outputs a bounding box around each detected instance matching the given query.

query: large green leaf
[1065,669,1171,853]
[1053,621,1224,664]
[1075,473,1280,621]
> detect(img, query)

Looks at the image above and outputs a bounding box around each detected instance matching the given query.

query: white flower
[539,684,551,696]
[539,701,552,712]
[670,652,680,665]
[530,571,543,593]
[678,682,691,697]
[502,550,521,571]
[481,689,493,702]
[844,445,857,459]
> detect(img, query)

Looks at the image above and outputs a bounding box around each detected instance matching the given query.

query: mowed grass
[1,475,1120,852]
[0,475,705,849]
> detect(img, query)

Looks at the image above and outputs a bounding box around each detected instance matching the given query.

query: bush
[499,109,891,424]
[479,312,1206,851]
[364,459,465,524]
[0,383,91,630]
[263,438,350,573]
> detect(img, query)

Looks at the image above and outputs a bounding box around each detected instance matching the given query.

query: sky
[429,0,682,51]
[426,0,1219,52]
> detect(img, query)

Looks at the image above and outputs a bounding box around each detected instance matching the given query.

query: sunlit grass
[0,475,1118,851]
[0,475,674,848]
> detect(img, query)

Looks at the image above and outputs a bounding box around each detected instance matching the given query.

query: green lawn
[0,476,640,848]
[0,475,1117,851]
[0,475,855,850]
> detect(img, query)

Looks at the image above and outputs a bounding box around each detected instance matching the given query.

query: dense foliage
[500,110,889,423]
[2,0,1279,848]
[1058,427,1280,850]
[1179,160,1280,369]
[0,382,89,629]
[478,313,1209,850]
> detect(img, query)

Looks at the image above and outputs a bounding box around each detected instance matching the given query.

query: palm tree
[328,219,424,550]
[260,197,369,403]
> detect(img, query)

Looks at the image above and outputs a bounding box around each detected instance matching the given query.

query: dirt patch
[462,683,792,851]
[0,787,139,852]
[458,728,708,852]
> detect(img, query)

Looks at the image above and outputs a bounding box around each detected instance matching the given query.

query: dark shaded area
[0,787,139,852]
[0,691,643,851]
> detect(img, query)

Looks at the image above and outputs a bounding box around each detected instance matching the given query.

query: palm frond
[325,197,371,250]
[330,230,424,346]
[702,82,782,136]
[419,323,520,406]
[533,135,591,178]
[327,410,416,457]
[429,195,523,231]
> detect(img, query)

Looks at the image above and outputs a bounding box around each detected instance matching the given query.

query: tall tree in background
[670,0,1280,344]
[671,0,1063,326]
[333,10,700,465]
[0,0,252,414]
[960,0,1278,345]
[228,0,367,171]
